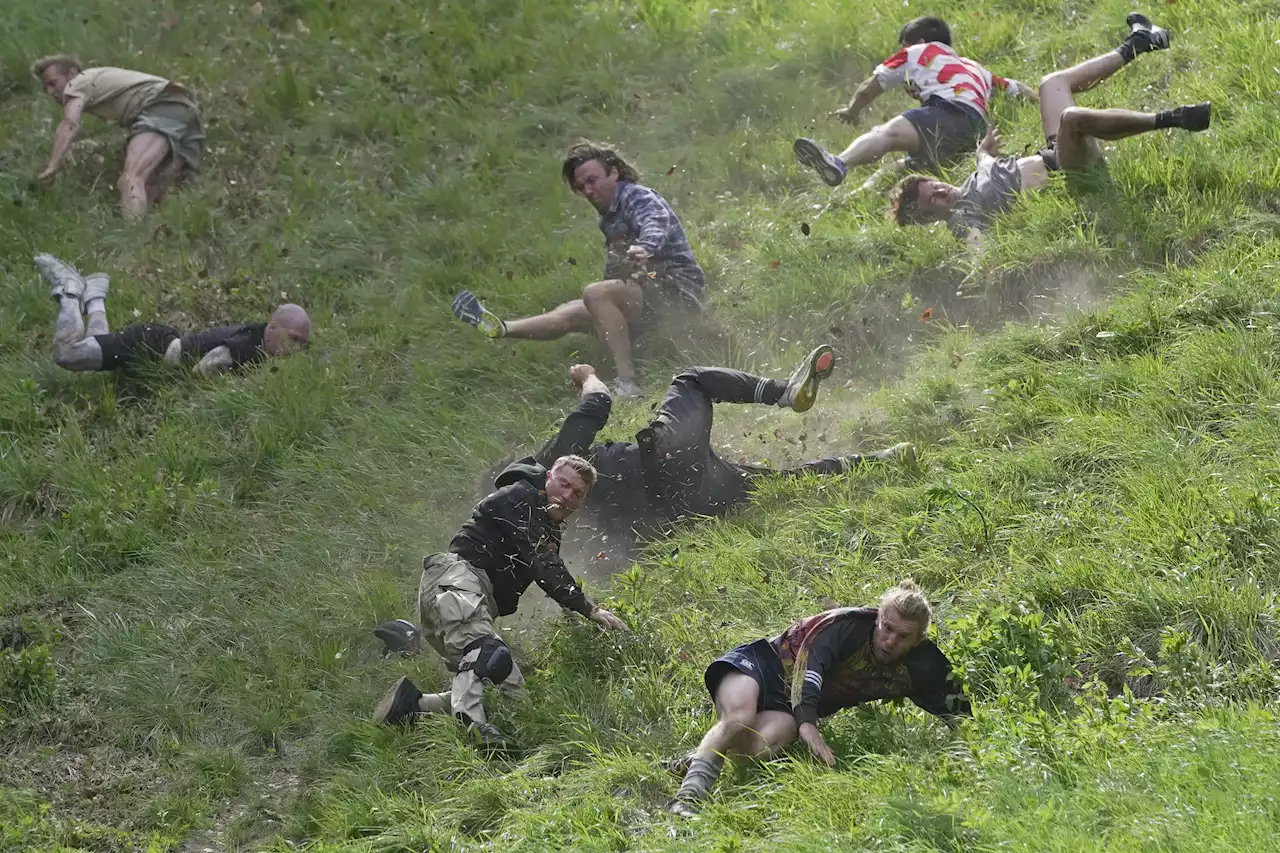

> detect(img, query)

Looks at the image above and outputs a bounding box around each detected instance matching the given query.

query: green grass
[2,0,1280,850]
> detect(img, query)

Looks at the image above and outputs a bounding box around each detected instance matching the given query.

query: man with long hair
[452,140,705,398]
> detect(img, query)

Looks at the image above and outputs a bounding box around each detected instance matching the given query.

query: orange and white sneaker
[779,345,835,413]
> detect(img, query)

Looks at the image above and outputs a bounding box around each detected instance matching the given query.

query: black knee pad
[458,635,513,685]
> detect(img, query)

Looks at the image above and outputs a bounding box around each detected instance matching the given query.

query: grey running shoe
[793,138,848,187]
[779,345,836,413]
[666,797,699,818]
[373,675,424,725]
[869,441,916,464]
[34,253,86,303]
[613,377,642,398]
[82,273,110,304]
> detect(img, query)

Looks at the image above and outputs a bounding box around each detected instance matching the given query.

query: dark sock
[674,754,724,803]
[1115,42,1137,64]
[761,378,787,406]
[1154,108,1179,129]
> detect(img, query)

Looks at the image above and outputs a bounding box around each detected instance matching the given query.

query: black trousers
[638,368,855,519]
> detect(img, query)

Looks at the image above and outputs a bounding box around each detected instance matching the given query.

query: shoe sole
[788,345,835,413]
[452,292,504,338]
[34,253,86,299]
[793,139,845,187]
[1184,102,1212,131]
[1125,13,1170,48]
[374,675,421,725]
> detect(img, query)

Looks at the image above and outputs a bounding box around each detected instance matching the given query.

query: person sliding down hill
[524,348,914,529]
[373,453,629,749]
[890,12,1211,246]
[374,350,914,657]
[451,139,705,399]
[35,253,309,376]
[667,579,971,817]
[794,16,1036,189]
[32,55,206,218]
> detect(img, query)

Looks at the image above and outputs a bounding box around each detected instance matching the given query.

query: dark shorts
[704,638,792,715]
[129,92,206,171]
[901,98,987,173]
[1038,136,1062,173]
[94,323,180,370]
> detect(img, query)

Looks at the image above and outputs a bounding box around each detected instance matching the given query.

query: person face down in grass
[668,579,971,816]
[450,139,706,399]
[35,253,309,377]
[372,453,629,750]
[889,11,1211,248]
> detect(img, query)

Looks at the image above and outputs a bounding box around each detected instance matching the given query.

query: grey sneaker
[614,377,642,398]
[870,442,916,464]
[34,253,86,303]
[82,273,110,304]
[779,345,836,412]
[666,797,699,818]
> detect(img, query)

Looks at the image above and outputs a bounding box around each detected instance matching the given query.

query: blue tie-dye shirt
[599,182,704,301]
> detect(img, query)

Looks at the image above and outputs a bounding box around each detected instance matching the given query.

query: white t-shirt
[874,42,1024,117]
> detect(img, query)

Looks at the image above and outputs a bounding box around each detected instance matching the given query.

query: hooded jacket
[449,458,595,618]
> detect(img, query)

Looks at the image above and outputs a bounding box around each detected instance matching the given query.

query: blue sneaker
[793,138,848,187]
[451,289,506,338]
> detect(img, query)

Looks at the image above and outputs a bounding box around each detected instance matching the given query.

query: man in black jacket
[532,347,913,534]
[36,252,309,376]
[374,454,628,747]
[669,579,970,815]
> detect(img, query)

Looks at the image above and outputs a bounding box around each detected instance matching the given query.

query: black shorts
[1038,135,1062,173]
[704,638,792,715]
[901,98,987,172]
[94,323,180,370]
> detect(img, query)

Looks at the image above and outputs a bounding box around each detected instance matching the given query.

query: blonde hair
[31,55,82,78]
[880,578,932,627]
[552,454,597,491]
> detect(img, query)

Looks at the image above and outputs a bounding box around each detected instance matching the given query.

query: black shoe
[1176,102,1212,132]
[464,719,510,751]
[1124,12,1171,52]
[373,676,424,725]
[373,619,422,657]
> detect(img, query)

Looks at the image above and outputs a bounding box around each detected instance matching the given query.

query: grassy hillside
[2,0,1279,850]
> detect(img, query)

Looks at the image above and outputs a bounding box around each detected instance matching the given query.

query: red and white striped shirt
[874,42,1025,116]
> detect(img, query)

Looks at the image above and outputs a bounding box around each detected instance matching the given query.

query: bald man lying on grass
[35,253,310,376]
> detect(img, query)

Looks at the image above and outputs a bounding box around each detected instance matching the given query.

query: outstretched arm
[993,75,1040,104]
[831,76,885,124]
[532,364,613,467]
[532,552,628,630]
[39,97,85,181]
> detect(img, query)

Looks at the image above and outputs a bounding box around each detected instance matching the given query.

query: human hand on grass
[589,607,629,631]
[37,166,58,183]
[977,126,1003,157]
[799,722,836,766]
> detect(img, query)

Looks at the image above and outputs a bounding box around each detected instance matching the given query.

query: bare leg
[51,296,105,371]
[145,156,185,208]
[837,116,922,168]
[503,299,594,340]
[1038,52,1126,140]
[119,132,172,218]
[673,672,799,809]
[581,278,644,380]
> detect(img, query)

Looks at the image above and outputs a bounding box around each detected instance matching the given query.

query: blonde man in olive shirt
[32,55,206,218]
